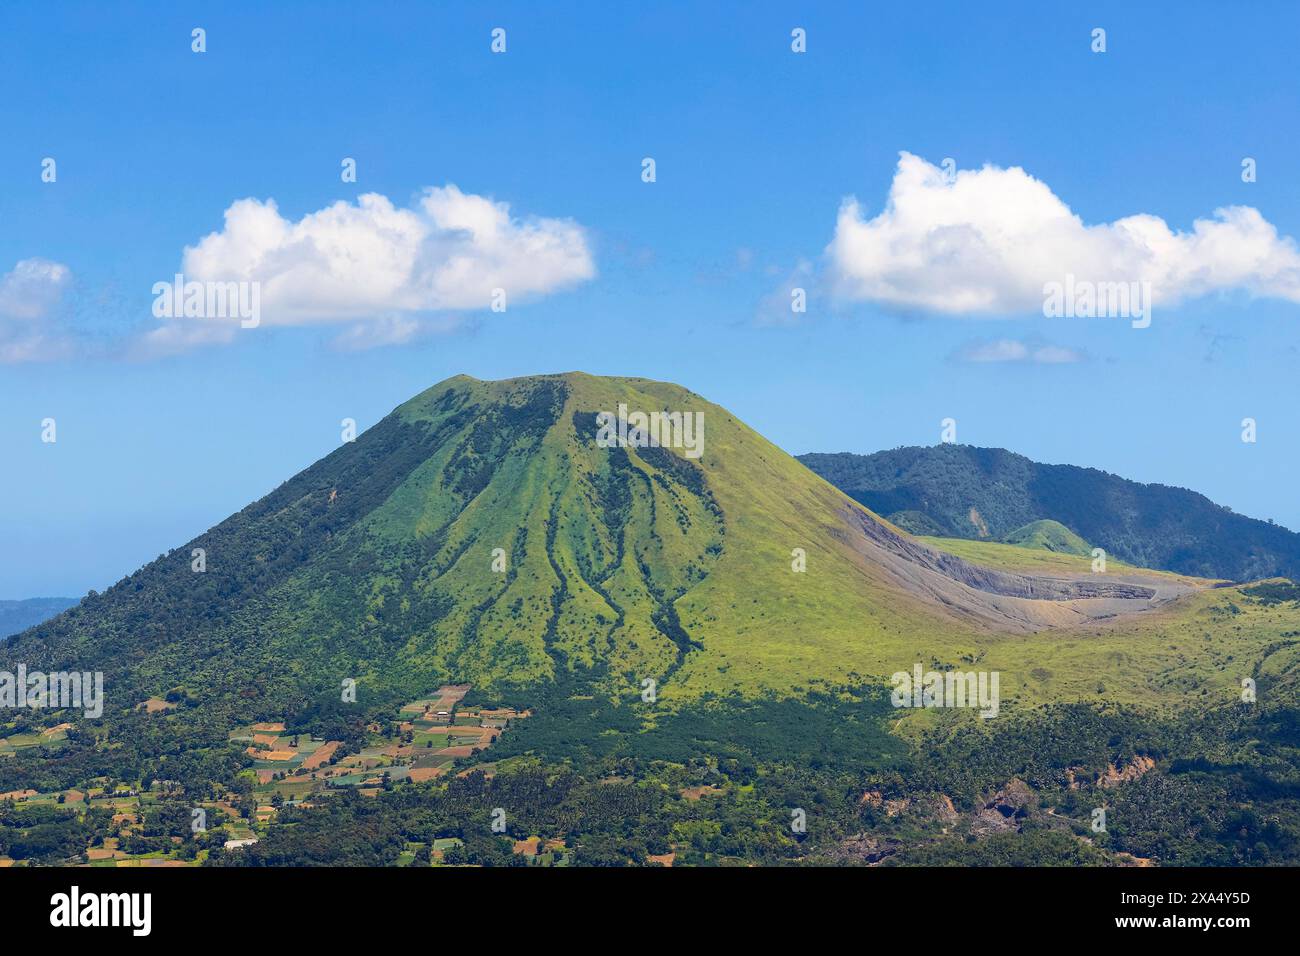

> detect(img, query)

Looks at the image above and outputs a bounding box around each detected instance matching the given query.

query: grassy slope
[257,372,1001,706]
[245,373,731,703]
[365,374,1300,723]
[908,536,1295,714]
[916,534,1203,580]
[1002,518,1092,556]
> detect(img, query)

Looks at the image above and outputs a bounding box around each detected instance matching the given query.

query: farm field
[0,684,528,867]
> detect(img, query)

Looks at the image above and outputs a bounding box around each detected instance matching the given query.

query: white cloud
[0,258,70,319]
[0,258,74,363]
[134,320,237,359]
[828,152,1300,315]
[953,337,1087,365]
[1030,343,1086,364]
[330,313,467,352]
[145,185,595,351]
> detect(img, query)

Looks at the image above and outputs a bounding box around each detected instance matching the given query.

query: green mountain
[5,374,1299,867]
[0,598,78,640]
[799,445,1300,583]
[8,374,1199,719]
[1002,520,1092,556]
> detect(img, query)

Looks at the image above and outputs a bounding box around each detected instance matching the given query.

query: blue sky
[2,0,1298,598]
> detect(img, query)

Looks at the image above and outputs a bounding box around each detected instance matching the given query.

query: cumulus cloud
[952,336,1087,365]
[143,185,595,352]
[828,152,1300,315]
[0,258,74,363]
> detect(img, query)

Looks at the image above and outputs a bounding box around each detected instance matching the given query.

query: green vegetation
[201,694,1300,867]
[1003,519,1092,556]
[1241,579,1300,606]
[2,373,1298,866]
[800,444,1300,582]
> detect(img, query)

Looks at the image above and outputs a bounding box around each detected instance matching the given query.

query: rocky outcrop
[971,779,1036,836]
[1099,755,1156,788]
[1066,755,1156,790]
[832,833,902,865]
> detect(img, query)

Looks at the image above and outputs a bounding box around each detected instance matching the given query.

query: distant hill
[1003,520,1092,557]
[0,597,78,640]
[800,445,1300,582]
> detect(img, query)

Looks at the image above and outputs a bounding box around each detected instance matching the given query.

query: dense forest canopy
[801,445,1300,582]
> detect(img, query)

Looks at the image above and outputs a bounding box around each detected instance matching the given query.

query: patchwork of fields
[0,684,545,867]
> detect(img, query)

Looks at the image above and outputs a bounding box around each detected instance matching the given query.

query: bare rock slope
[837,505,1197,633]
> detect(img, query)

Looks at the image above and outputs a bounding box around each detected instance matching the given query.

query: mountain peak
[12,376,1199,721]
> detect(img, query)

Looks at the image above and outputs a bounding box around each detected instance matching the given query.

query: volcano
[8,373,1197,717]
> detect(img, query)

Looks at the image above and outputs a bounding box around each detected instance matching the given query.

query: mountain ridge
[800,444,1300,583]
[0,597,79,640]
